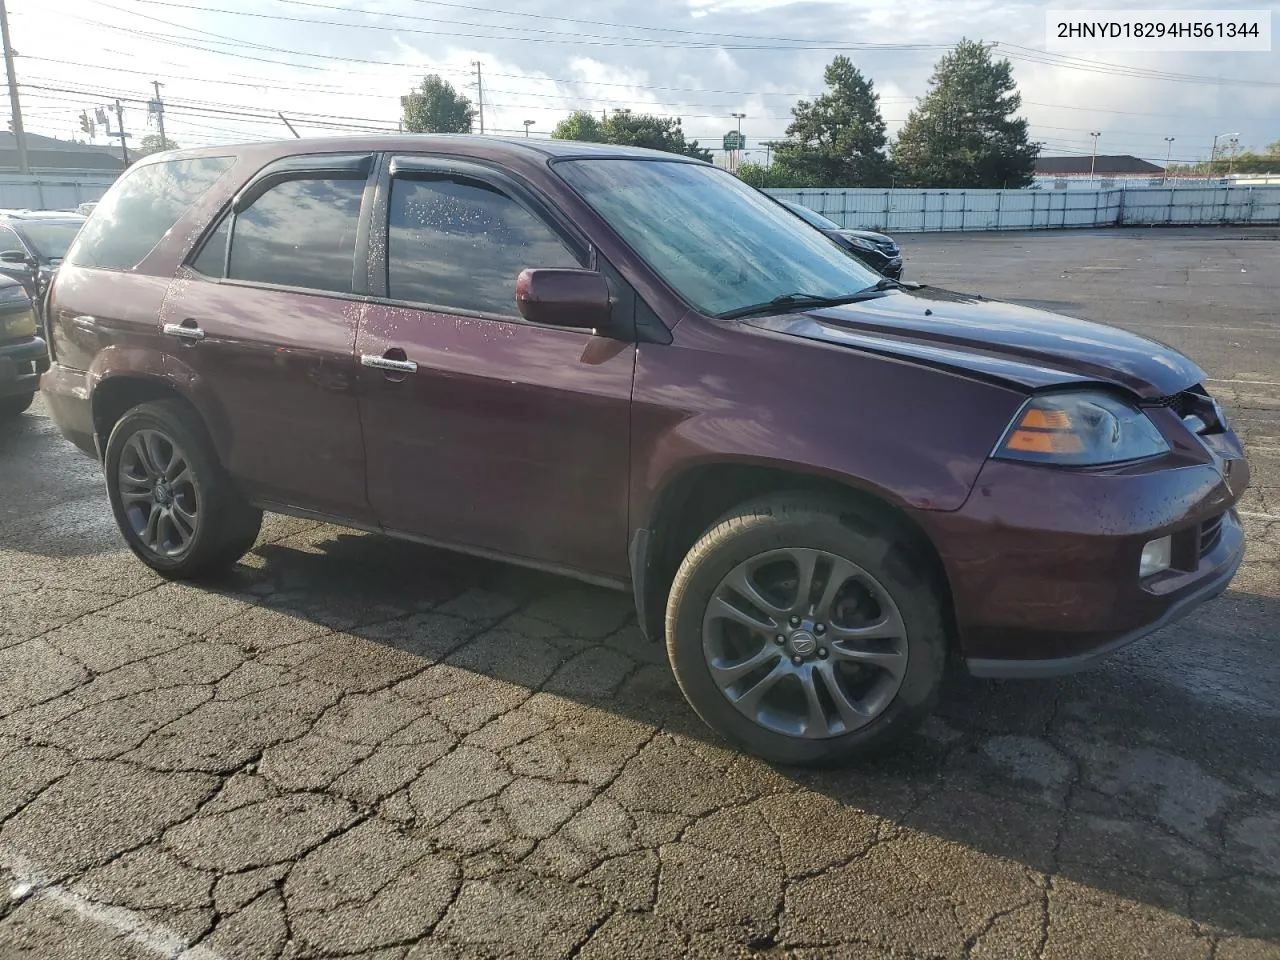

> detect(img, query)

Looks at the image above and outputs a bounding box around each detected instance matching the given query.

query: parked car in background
[0,212,87,316]
[42,137,1248,765]
[778,199,904,279]
[0,275,45,418]
[76,201,98,216]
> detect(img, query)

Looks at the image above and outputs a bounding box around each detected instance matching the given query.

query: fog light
[1139,536,1172,578]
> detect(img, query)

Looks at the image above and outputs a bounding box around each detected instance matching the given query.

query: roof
[160,134,707,165]
[0,132,125,173]
[1035,155,1165,175]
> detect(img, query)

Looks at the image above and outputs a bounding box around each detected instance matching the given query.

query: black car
[778,200,903,279]
[0,213,86,318]
[0,275,45,418]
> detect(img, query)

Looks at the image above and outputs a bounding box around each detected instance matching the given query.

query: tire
[103,399,262,579]
[665,494,947,765]
[0,392,34,418]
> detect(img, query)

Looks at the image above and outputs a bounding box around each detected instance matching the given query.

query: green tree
[550,110,604,142]
[772,56,891,187]
[891,39,1039,188]
[401,75,476,134]
[552,108,712,161]
[735,161,813,189]
[135,134,178,157]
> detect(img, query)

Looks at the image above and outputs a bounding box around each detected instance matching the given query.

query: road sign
[723,130,745,152]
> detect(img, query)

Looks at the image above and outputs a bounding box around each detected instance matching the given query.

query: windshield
[555,159,880,316]
[18,221,83,260]
[781,200,842,231]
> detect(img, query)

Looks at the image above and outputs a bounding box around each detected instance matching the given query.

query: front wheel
[665,495,947,765]
[0,392,34,418]
[103,399,262,579]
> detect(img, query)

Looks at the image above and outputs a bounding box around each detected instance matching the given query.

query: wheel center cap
[788,630,818,657]
[153,482,173,505]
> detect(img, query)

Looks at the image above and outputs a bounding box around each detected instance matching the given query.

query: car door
[0,225,36,298]
[356,155,635,580]
[157,153,376,522]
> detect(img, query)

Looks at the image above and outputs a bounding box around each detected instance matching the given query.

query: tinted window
[18,221,83,260]
[67,156,234,270]
[0,226,24,256]
[191,216,230,277]
[228,178,364,293]
[388,177,580,317]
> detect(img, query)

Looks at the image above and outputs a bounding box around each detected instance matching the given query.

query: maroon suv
[41,137,1248,764]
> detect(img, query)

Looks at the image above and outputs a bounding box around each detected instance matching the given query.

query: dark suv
[42,138,1248,764]
[0,274,43,417]
[778,200,903,278]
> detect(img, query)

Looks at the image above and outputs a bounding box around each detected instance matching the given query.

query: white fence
[765,185,1280,233]
[0,175,117,211]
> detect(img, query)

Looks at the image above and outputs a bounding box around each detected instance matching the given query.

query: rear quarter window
[66,156,235,271]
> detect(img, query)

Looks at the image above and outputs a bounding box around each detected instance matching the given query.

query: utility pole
[113,99,130,166]
[1088,132,1101,184]
[150,80,166,150]
[0,0,29,174]
[277,111,300,138]
[523,119,533,137]
[730,112,745,174]
[1228,136,1239,176]
[471,60,484,134]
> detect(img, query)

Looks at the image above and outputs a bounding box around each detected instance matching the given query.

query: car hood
[835,228,895,246]
[742,286,1204,399]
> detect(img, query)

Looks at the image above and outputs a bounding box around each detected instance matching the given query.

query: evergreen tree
[891,40,1039,188]
[772,56,891,187]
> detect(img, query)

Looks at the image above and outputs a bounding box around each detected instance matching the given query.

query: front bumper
[919,450,1249,677]
[0,336,49,397]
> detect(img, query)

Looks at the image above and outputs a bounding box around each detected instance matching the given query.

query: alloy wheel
[117,429,201,558]
[701,547,909,739]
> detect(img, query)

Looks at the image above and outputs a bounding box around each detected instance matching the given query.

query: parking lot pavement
[1,228,1277,960]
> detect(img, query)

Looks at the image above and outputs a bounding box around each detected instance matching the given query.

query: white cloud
[7,0,1278,164]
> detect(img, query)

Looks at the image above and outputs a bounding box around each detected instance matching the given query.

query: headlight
[1,308,36,339]
[994,391,1170,466]
[844,236,877,252]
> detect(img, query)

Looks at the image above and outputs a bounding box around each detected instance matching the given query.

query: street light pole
[1088,132,1101,184]
[1228,137,1239,176]
[1211,132,1239,176]
[1164,137,1175,181]
[730,112,745,173]
[523,119,534,137]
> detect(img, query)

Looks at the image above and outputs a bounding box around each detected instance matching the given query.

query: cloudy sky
[9,0,1278,165]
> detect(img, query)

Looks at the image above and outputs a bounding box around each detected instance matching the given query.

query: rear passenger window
[228,178,365,294]
[387,177,580,317]
[67,156,234,270]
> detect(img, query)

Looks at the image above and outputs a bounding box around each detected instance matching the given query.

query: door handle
[71,315,98,332]
[360,354,418,374]
[163,320,205,342]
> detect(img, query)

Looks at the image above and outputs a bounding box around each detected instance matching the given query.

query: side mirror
[0,251,30,265]
[516,268,611,330]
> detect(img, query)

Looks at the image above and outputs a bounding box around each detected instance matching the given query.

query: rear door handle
[72,315,97,331]
[163,320,205,342]
[360,354,418,374]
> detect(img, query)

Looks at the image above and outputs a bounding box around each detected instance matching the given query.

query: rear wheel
[103,399,262,579]
[665,495,947,765]
[0,392,34,418]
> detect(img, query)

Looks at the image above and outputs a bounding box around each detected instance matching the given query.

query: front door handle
[163,320,205,342]
[360,353,418,374]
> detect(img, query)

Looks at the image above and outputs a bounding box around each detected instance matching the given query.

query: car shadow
[197,527,1280,946]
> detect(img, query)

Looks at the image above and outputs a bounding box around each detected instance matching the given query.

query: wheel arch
[89,352,229,462]
[631,459,957,652]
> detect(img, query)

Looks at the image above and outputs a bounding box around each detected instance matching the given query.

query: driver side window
[386,176,581,319]
[0,226,26,257]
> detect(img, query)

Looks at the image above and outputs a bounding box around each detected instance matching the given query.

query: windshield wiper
[718,291,879,321]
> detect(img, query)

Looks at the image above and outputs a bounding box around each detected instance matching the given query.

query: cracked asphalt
[1,227,1277,960]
